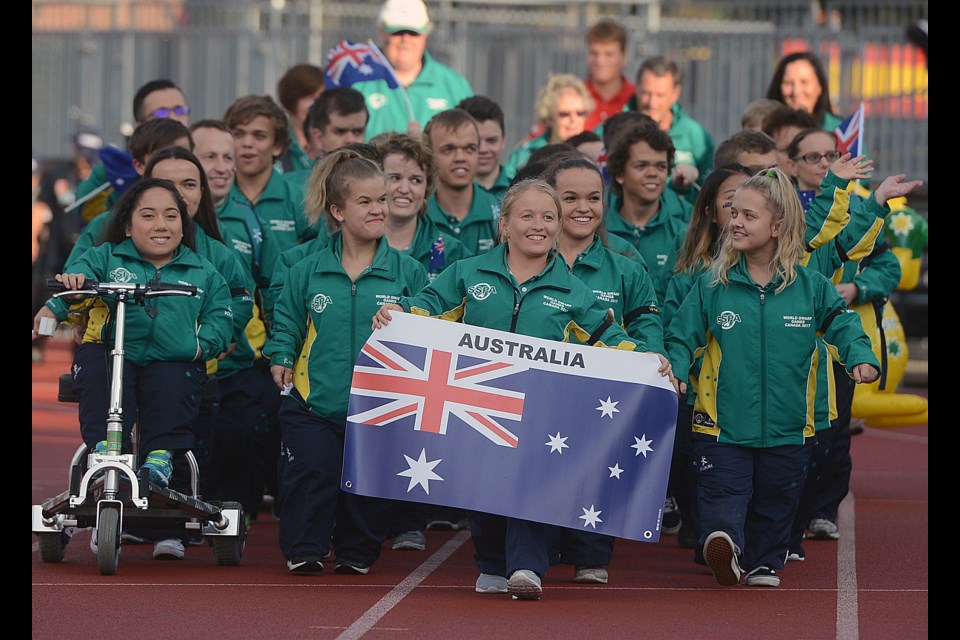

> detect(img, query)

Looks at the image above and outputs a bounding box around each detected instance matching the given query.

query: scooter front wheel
[96,507,121,575]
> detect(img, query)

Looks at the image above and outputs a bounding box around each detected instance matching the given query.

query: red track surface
[32,337,928,639]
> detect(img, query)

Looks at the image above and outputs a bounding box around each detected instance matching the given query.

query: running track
[32,337,927,639]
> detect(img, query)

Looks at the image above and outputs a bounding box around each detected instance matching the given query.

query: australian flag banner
[325,39,401,89]
[428,236,445,272]
[342,313,679,542]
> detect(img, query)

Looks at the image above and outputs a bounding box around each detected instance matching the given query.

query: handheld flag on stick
[65,146,139,218]
[834,102,865,157]
[342,313,678,542]
[324,39,416,123]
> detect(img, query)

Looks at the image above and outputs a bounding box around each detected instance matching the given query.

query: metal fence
[33,0,928,190]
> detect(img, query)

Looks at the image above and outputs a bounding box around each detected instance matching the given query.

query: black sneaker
[745,566,780,587]
[786,546,805,563]
[335,559,370,575]
[661,497,681,535]
[287,557,324,574]
[677,522,698,549]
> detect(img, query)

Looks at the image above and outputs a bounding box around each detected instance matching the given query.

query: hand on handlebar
[56,273,88,291]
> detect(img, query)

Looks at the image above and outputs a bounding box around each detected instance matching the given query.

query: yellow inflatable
[850,197,928,428]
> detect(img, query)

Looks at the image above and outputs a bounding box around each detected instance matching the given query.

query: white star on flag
[359,63,373,75]
[631,434,653,458]
[545,431,569,454]
[596,396,621,419]
[397,448,443,494]
[608,463,624,479]
[579,504,603,528]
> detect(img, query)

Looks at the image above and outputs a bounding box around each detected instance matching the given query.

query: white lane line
[31,583,926,591]
[335,529,471,640]
[837,491,858,640]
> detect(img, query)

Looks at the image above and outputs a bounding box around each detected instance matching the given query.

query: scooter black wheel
[212,502,246,566]
[37,531,69,563]
[97,507,121,575]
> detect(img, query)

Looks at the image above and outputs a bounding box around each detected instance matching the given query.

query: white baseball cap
[379,0,432,35]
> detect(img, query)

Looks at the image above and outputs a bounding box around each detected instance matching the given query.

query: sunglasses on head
[151,105,191,119]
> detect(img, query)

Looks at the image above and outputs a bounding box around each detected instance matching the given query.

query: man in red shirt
[583,18,635,132]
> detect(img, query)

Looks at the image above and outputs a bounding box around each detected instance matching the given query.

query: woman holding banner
[263,149,429,575]
[372,178,676,600]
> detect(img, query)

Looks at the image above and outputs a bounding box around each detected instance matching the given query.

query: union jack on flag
[324,39,401,89]
[833,102,865,157]
[343,313,679,541]
[349,338,526,447]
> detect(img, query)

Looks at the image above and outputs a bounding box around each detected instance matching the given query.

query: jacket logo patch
[368,93,387,110]
[716,310,741,329]
[109,267,137,283]
[693,411,716,427]
[311,293,333,313]
[467,283,497,300]
[426,97,449,110]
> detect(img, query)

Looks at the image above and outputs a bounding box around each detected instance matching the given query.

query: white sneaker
[475,573,508,593]
[153,538,185,560]
[572,566,609,584]
[89,528,98,554]
[807,518,840,540]
[507,569,542,600]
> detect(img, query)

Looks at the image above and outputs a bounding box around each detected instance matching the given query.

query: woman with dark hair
[32,178,233,559]
[144,147,264,548]
[765,51,841,131]
[542,153,668,585]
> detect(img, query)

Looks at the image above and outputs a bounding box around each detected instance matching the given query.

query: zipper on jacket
[145,268,160,348]
[351,282,358,363]
[510,289,521,333]
[758,285,767,446]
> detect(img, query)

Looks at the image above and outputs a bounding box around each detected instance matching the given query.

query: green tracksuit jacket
[398,243,646,352]
[567,235,665,356]
[357,51,473,140]
[425,183,501,256]
[47,239,233,365]
[605,193,691,303]
[665,257,879,447]
[263,234,429,418]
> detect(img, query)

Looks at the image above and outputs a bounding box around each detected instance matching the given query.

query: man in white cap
[359,0,473,139]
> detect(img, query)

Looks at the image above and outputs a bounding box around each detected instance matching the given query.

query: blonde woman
[504,74,595,181]
[665,168,879,589]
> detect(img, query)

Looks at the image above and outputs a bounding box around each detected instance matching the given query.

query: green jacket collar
[313,233,397,280]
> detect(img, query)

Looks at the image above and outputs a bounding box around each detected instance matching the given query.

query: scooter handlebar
[46,279,197,298]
